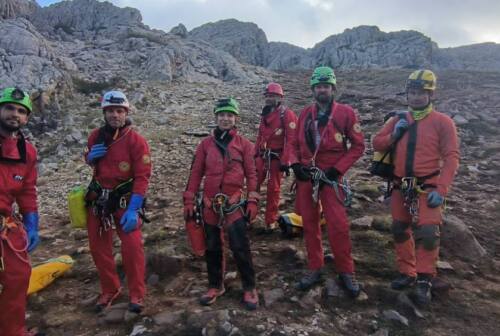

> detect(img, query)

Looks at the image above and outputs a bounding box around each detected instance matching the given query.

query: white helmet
[101,90,130,110]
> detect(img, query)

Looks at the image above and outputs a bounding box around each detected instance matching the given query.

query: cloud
[37,0,500,48]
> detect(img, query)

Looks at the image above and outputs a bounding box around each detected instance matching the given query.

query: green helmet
[310,66,336,88]
[0,87,33,113]
[214,97,239,115]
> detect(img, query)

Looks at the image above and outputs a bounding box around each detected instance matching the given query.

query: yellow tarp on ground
[28,255,74,295]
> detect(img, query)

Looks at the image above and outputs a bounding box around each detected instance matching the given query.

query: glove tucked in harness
[85,179,147,235]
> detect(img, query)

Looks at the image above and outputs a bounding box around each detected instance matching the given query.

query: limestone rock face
[0,18,67,91]
[434,42,500,72]
[0,0,38,19]
[310,26,435,69]
[190,18,269,66]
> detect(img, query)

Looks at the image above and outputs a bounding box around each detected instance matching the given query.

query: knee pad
[414,225,440,251]
[391,220,411,243]
[227,218,250,251]
[205,225,222,252]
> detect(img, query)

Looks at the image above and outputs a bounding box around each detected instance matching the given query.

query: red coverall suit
[184,128,258,291]
[373,110,459,276]
[292,102,365,273]
[0,134,37,336]
[85,125,151,303]
[255,104,298,226]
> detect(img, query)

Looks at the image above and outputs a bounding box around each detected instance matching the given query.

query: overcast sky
[36,0,500,48]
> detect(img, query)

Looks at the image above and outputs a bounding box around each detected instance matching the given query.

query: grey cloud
[98,1,500,47]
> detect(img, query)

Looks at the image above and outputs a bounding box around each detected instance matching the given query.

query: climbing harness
[309,166,353,207]
[211,193,247,228]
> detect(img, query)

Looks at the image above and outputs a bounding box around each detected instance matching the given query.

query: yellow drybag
[278,212,326,238]
[27,255,74,295]
[68,185,87,229]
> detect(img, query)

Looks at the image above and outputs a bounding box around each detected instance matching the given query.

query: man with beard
[372,70,459,305]
[0,87,42,336]
[290,67,365,297]
[183,98,260,310]
[85,90,152,313]
[254,83,297,232]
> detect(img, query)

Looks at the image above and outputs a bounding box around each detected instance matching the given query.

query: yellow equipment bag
[370,111,408,178]
[68,185,88,229]
[27,255,74,295]
[278,212,326,238]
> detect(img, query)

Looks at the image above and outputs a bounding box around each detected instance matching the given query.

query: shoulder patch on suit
[142,154,151,165]
[353,123,362,133]
[289,122,296,129]
[334,132,343,143]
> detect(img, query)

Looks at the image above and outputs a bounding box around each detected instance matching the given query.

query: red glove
[183,191,195,220]
[184,203,194,220]
[246,201,258,222]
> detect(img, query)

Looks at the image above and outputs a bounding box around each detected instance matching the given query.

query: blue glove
[427,191,444,208]
[23,212,40,253]
[87,143,107,164]
[392,119,409,140]
[120,194,144,233]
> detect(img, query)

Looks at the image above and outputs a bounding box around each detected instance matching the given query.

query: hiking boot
[296,269,322,291]
[413,275,432,306]
[95,287,122,313]
[338,273,361,298]
[242,289,259,311]
[199,287,225,306]
[390,273,416,290]
[128,297,144,313]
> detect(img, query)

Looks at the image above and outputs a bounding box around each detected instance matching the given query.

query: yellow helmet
[406,69,436,91]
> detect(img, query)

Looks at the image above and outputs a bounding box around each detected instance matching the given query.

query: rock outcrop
[190,19,269,66]
[0,0,38,19]
[189,20,500,71]
[310,26,435,69]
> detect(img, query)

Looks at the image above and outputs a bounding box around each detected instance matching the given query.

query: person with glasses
[183,98,260,310]
[0,87,43,336]
[254,82,298,233]
[84,90,152,313]
[290,67,365,298]
[372,70,459,305]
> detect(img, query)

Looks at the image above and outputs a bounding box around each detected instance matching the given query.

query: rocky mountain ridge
[2,0,499,98]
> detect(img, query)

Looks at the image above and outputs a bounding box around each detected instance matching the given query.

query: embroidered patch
[289,122,296,129]
[334,132,343,143]
[118,161,131,172]
[142,154,151,165]
[13,174,24,181]
[275,128,283,135]
[353,123,362,133]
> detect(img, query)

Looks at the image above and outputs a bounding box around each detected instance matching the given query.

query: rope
[0,218,30,269]
[211,193,246,228]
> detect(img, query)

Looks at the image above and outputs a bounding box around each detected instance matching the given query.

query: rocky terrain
[23,68,500,336]
[1,0,499,335]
